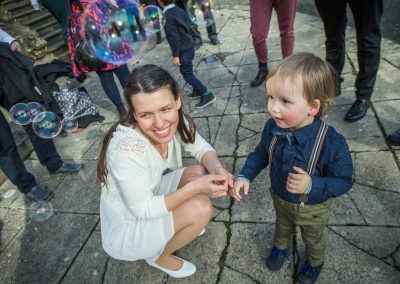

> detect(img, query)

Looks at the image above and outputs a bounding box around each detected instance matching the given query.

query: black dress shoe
[251,63,269,88]
[387,129,400,145]
[345,98,371,122]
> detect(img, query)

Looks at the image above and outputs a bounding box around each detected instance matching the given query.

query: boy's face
[266,74,320,130]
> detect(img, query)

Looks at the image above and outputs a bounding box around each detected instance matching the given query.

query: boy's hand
[172,57,180,66]
[231,180,250,202]
[286,166,310,194]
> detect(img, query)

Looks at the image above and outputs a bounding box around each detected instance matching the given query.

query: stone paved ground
[1,7,400,284]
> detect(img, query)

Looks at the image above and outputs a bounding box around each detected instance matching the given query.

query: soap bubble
[10,103,31,125]
[187,0,214,27]
[28,102,45,120]
[142,5,165,33]
[62,116,79,133]
[29,200,53,222]
[82,0,149,65]
[32,112,62,139]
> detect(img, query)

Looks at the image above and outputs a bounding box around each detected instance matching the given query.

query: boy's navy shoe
[297,261,324,284]
[50,162,84,174]
[188,90,202,99]
[26,185,53,201]
[210,36,220,45]
[195,92,216,109]
[266,247,290,271]
[387,129,400,145]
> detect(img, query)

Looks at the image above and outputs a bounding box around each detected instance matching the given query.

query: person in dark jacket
[159,0,216,109]
[0,28,83,201]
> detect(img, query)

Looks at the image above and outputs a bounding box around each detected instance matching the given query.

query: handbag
[73,27,107,68]
[66,0,107,68]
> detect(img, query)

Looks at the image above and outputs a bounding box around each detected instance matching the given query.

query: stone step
[21,11,53,27]
[41,27,62,41]
[35,18,58,33]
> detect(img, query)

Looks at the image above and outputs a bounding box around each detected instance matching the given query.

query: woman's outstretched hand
[191,174,229,198]
[213,167,234,191]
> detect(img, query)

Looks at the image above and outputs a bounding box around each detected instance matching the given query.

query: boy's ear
[309,99,321,117]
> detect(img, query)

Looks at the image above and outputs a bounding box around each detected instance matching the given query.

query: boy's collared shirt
[162,4,194,57]
[240,117,353,205]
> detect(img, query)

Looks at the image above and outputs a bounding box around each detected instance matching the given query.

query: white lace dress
[100,125,214,261]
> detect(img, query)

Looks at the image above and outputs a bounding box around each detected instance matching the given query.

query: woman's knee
[179,165,207,187]
[192,195,212,218]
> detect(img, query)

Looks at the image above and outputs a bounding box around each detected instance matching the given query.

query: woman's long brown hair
[96,64,196,186]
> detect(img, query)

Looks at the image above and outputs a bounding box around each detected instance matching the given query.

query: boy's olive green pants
[270,189,331,266]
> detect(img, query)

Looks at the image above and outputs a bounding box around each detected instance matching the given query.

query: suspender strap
[306,121,329,176]
[268,136,278,175]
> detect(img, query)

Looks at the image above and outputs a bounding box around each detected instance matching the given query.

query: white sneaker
[146,256,196,278]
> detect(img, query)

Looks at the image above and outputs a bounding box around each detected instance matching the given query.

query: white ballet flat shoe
[146,256,196,278]
[198,228,205,237]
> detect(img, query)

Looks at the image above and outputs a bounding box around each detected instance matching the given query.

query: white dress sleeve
[181,131,215,162]
[107,136,169,220]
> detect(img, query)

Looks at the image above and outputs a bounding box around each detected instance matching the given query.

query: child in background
[231,53,353,284]
[158,0,216,109]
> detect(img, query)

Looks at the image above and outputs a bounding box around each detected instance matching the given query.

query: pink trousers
[250,0,297,63]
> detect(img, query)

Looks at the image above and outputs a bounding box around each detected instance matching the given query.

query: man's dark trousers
[0,110,62,194]
[314,0,383,99]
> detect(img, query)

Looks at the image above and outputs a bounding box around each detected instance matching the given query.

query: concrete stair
[1,0,69,61]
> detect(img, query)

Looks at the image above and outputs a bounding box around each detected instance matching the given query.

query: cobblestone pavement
[1,7,400,284]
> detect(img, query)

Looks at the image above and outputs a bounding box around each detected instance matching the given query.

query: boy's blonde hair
[266,52,336,117]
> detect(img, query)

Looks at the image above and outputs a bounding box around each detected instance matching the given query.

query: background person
[249,0,297,88]
[0,28,83,201]
[314,0,383,122]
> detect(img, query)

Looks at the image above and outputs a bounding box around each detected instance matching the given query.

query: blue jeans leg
[179,47,207,94]
[96,69,124,108]
[114,64,131,89]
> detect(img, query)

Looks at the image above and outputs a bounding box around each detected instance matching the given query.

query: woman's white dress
[100,125,214,261]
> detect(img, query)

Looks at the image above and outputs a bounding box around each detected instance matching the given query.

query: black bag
[74,29,107,68]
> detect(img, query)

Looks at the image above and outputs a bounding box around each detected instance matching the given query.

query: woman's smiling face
[131,87,181,146]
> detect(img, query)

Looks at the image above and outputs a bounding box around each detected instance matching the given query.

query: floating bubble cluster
[82,0,153,65]
[9,102,80,138]
[29,200,54,222]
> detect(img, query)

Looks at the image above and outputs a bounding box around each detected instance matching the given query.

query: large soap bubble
[32,112,62,139]
[187,0,214,28]
[62,116,79,133]
[142,5,165,33]
[10,103,31,125]
[29,200,54,222]
[28,102,45,120]
[82,0,149,65]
